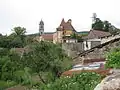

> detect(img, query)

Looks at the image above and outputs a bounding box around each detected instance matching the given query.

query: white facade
[66,39,77,43]
[83,41,91,51]
[83,34,120,51]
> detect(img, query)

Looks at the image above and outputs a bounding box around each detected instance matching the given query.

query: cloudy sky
[0,0,120,35]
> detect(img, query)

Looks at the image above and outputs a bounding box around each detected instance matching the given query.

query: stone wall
[62,42,84,58]
[75,37,120,64]
[91,41,101,48]
[62,36,120,64]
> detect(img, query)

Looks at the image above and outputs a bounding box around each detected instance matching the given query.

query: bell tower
[39,19,44,35]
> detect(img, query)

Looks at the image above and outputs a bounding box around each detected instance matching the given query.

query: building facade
[39,19,77,43]
[39,20,44,35]
[53,19,77,43]
[83,30,111,50]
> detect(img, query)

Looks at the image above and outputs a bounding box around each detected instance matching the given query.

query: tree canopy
[21,41,72,84]
[0,26,34,48]
[92,16,120,34]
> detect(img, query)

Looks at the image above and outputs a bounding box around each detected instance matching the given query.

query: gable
[85,30,111,39]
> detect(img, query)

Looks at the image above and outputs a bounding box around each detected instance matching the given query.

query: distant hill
[77,31,89,36]
[27,32,55,37]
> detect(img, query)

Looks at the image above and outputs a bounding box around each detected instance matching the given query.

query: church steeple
[39,19,44,35]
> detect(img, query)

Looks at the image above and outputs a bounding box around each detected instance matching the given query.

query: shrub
[38,72,101,90]
[0,80,17,89]
[105,48,120,68]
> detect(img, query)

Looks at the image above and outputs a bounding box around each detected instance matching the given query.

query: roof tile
[85,30,111,39]
[41,33,53,41]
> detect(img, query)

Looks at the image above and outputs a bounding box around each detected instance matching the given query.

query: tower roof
[60,18,65,26]
[57,19,76,32]
[39,19,44,25]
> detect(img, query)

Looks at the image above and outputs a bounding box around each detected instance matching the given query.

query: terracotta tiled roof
[84,58,105,64]
[41,33,53,41]
[84,30,111,39]
[62,69,111,77]
[57,19,76,32]
[63,22,75,31]
[60,18,65,26]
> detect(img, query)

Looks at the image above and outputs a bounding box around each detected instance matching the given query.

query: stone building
[83,30,111,50]
[39,19,44,35]
[39,19,77,43]
[53,18,77,43]
[39,20,54,42]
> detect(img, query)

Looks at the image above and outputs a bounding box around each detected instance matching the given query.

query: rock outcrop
[94,69,120,90]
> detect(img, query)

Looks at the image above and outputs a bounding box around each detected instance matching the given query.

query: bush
[105,48,120,68]
[0,80,17,89]
[38,72,101,90]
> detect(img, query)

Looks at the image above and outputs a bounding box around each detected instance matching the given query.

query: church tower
[39,19,44,35]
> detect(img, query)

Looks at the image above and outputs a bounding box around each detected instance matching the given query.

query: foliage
[0,26,27,48]
[0,49,33,88]
[0,36,10,48]
[10,26,26,47]
[39,72,101,90]
[0,80,17,89]
[12,27,26,36]
[21,41,72,84]
[103,20,110,32]
[92,17,120,34]
[105,48,120,68]
[13,67,32,85]
[70,33,83,42]
[92,18,104,30]
[9,36,24,48]
[70,33,78,39]
[25,36,35,45]
[0,48,9,57]
[0,41,72,88]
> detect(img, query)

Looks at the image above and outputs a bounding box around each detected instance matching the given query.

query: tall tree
[21,41,72,84]
[103,20,111,32]
[92,18,104,30]
[12,27,26,36]
[91,16,120,34]
[9,26,27,48]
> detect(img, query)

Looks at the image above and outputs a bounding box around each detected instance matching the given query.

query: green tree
[0,35,10,48]
[103,20,110,32]
[91,16,120,34]
[25,36,35,45]
[0,27,27,48]
[92,18,104,30]
[10,26,26,47]
[21,41,72,84]
[12,27,26,36]
[0,49,33,88]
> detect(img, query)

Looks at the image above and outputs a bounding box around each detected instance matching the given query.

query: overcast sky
[0,0,120,35]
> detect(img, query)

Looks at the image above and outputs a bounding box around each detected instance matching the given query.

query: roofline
[73,36,120,59]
